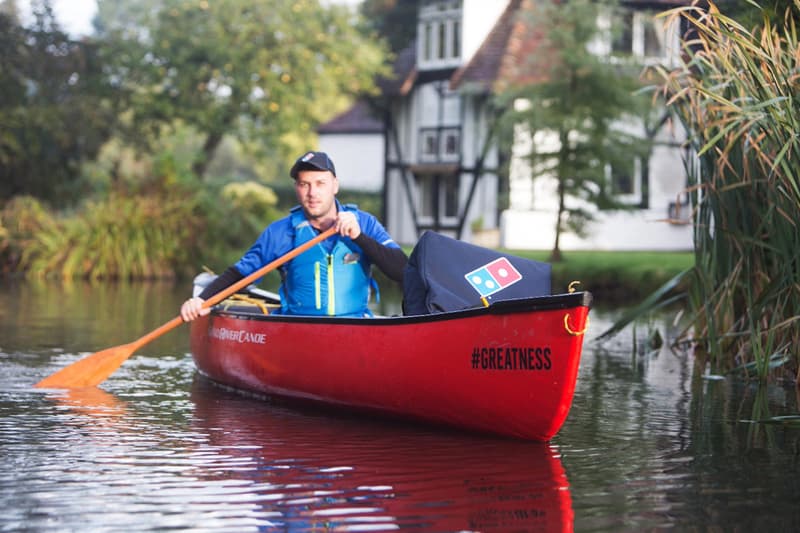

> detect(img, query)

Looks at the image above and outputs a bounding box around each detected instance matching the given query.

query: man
[180,151,406,320]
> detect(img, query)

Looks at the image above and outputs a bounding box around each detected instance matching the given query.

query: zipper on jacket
[327,254,335,315]
[314,261,321,310]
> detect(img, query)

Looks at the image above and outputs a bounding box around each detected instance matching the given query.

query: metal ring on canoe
[564,313,588,336]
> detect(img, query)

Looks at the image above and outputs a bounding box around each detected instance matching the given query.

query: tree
[0,1,121,204]
[359,0,419,54]
[93,0,162,34]
[497,0,651,261]
[0,0,20,21]
[101,0,390,180]
[716,0,800,27]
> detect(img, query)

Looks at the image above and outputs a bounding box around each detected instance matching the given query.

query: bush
[0,196,56,274]
[21,192,205,280]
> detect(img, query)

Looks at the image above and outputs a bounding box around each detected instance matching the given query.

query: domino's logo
[464,257,523,297]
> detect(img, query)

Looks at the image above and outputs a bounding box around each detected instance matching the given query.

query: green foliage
[509,248,693,302]
[219,180,280,251]
[359,0,420,54]
[716,0,800,27]
[1,119,287,280]
[8,140,286,279]
[0,196,57,273]
[222,181,278,218]
[0,0,395,280]
[653,0,800,381]
[496,0,652,261]
[101,0,391,179]
[20,191,205,280]
[0,3,122,205]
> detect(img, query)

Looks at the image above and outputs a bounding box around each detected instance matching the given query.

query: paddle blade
[35,343,138,389]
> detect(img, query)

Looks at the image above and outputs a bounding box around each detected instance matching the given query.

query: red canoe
[190,291,592,441]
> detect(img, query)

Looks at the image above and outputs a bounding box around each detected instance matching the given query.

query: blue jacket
[279,205,373,316]
[234,201,398,316]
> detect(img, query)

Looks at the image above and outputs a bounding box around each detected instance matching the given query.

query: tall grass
[20,193,205,280]
[0,196,56,274]
[3,179,283,281]
[655,1,800,382]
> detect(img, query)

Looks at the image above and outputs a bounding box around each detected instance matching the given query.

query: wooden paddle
[35,226,337,389]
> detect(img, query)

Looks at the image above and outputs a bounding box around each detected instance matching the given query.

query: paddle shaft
[35,226,337,388]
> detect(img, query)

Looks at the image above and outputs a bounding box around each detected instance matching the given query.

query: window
[420,130,439,162]
[452,20,460,58]
[612,11,633,56]
[442,174,459,218]
[419,127,461,162]
[606,158,643,205]
[423,23,432,61]
[415,172,460,220]
[609,9,677,64]
[417,0,462,69]
[438,21,447,59]
[417,175,436,218]
[440,127,460,162]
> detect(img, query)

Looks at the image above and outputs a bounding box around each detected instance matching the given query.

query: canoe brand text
[471,346,551,371]
[209,326,267,344]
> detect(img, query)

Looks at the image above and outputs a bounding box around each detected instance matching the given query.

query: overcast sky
[19,0,97,36]
[19,0,364,38]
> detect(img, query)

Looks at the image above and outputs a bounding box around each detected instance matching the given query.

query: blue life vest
[279,205,375,317]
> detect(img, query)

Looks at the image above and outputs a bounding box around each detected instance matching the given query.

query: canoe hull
[190,292,591,441]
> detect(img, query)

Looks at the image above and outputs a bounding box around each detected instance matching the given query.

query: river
[1,280,798,531]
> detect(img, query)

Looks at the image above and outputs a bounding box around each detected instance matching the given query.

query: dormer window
[613,10,675,62]
[593,8,680,66]
[418,0,462,69]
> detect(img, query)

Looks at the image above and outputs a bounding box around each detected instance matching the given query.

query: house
[500,0,694,251]
[317,100,384,194]
[318,0,693,250]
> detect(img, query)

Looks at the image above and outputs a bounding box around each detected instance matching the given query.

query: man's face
[294,170,339,221]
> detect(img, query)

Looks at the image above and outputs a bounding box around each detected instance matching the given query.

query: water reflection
[187,377,574,531]
[32,375,575,531]
[560,309,800,530]
[3,281,800,531]
[50,386,130,419]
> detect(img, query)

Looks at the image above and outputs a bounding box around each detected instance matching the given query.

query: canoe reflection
[190,376,574,531]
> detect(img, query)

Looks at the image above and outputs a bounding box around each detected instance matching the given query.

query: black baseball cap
[290,151,337,179]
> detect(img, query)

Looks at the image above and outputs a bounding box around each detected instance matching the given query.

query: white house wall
[318,134,384,193]
[384,85,500,245]
[502,208,692,251]
[501,118,693,251]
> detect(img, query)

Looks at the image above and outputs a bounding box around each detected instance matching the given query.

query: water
[1,280,799,531]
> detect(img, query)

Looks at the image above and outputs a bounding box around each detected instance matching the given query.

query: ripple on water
[1,358,577,532]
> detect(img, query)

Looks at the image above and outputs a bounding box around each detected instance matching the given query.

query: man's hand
[181,297,210,322]
[335,211,361,239]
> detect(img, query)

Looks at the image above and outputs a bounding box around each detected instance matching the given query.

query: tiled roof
[451,0,692,93]
[317,100,383,134]
[450,0,525,92]
[377,43,417,97]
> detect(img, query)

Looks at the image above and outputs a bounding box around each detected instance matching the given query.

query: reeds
[655,1,800,382]
[19,193,204,280]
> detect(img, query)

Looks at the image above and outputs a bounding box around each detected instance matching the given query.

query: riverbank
[508,249,694,304]
[4,247,693,308]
